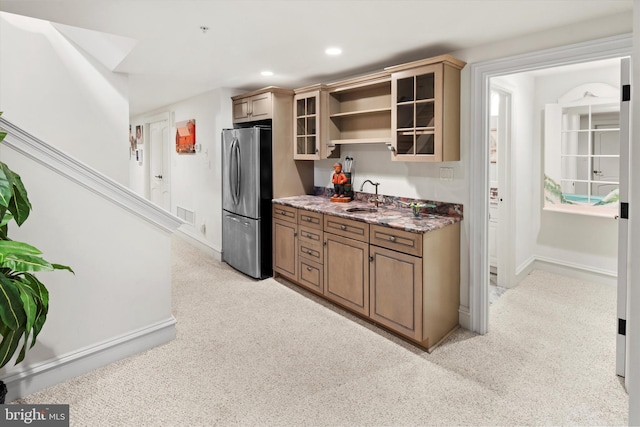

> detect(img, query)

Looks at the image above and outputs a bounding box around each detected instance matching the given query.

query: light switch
[440,167,454,181]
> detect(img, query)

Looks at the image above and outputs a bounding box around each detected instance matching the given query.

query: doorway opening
[470,34,632,336]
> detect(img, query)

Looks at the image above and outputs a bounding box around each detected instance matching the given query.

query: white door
[617,57,630,378]
[149,119,170,211]
[488,85,514,290]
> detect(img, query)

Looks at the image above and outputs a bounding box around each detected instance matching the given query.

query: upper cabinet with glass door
[293,85,338,160]
[544,83,621,216]
[386,55,466,162]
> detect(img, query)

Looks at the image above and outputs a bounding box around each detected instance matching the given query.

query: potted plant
[0,114,73,403]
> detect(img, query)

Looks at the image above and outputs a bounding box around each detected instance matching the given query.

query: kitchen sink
[345,207,378,213]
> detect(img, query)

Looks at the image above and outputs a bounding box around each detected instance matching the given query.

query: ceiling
[0,0,633,116]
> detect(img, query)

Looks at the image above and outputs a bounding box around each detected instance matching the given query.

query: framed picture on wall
[136,125,144,145]
[175,119,196,153]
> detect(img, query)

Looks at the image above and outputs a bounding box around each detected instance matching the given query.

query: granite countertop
[272,195,462,234]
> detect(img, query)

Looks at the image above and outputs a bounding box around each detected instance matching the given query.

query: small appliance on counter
[221,126,272,279]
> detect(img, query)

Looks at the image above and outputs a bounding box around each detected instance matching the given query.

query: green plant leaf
[20,274,48,349]
[0,240,43,257]
[0,165,12,210]
[0,325,22,368]
[0,211,13,228]
[15,280,38,363]
[0,163,31,226]
[0,274,26,330]
[1,254,54,273]
[52,263,74,274]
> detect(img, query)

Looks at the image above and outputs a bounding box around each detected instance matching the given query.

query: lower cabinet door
[324,233,369,316]
[273,219,297,281]
[369,245,422,341]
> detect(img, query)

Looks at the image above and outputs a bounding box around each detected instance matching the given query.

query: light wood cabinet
[272,204,460,351]
[293,86,338,160]
[272,205,298,281]
[387,55,466,162]
[324,227,370,316]
[327,73,392,146]
[291,54,465,163]
[233,92,273,123]
[369,223,460,349]
[370,245,422,340]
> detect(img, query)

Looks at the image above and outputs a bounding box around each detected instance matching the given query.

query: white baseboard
[2,317,176,402]
[175,227,221,261]
[532,257,617,286]
[513,255,616,287]
[458,306,471,330]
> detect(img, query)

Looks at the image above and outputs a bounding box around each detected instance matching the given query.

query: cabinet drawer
[298,225,323,263]
[298,209,323,230]
[298,258,324,294]
[272,204,297,223]
[370,224,422,257]
[324,215,369,243]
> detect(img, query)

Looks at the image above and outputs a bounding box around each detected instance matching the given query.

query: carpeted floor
[15,235,628,426]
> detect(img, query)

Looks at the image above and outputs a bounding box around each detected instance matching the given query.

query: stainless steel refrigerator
[221,126,272,279]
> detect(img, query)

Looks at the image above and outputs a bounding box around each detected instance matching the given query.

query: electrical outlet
[440,167,454,181]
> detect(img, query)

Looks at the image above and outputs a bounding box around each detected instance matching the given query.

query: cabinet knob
[389,236,396,242]
[280,211,286,215]
[340,225,347,230]
[306,266,312,271]
[307,249,313,254]
[306,217,312,222]
[369,256,374,262]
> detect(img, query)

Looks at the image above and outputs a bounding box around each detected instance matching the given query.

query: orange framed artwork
[175,119,196,153]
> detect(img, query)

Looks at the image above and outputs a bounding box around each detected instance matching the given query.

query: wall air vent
[176,206,195,226]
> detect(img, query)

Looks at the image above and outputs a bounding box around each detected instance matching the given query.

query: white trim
[533,256,617,286]
[470,33,632,334]
[458,306,471,330]
[2,317,176,402]
[0,117,183,233]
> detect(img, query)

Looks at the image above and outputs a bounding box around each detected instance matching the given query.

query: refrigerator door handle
[229,137,240,206]
[234,138,242,204]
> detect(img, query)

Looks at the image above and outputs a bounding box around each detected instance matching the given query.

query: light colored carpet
[15,236,628,426]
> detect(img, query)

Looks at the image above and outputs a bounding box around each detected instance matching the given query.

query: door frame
[144,111,172,208]
[469,34,632,335]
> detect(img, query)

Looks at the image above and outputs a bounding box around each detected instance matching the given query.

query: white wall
[130,87,239,252]
[0,12,129,186]
[0,144,174,400]
[490,73,537,276]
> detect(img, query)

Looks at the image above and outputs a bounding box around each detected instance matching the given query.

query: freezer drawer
[222,212,262,279]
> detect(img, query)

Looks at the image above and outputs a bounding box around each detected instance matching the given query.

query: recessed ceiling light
[261,70,274,76]
[325,47,342,56]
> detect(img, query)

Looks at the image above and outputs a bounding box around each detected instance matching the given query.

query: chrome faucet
[360,180,381,207]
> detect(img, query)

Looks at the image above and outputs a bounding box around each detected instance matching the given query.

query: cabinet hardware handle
[307,249,313,254]
[340,225,347,230]
[306,266,312,271]
[280,211,286,215]
[389,236,396,242]
[306,217,312,222]
[369,256,374,262]
[294,232,297,237]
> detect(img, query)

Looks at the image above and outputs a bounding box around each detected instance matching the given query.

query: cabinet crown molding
[231,86,293,100]
[384,54,467,73]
